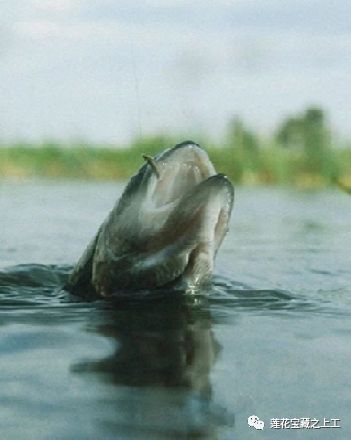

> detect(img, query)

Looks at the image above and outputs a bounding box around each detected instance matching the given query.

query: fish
[65,141,234,298]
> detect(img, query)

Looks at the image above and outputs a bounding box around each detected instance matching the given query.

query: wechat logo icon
[248,415,264,430]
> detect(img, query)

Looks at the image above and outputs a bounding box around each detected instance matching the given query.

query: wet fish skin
[66,141,234,297]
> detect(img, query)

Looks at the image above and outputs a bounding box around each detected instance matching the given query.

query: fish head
[92,141,234,294]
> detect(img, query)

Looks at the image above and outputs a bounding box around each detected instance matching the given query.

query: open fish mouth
[143,143,216,208]
[66,141,234,297]
[137,142,233,244]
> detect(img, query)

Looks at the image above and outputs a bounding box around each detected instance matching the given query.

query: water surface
[1,181,350,439]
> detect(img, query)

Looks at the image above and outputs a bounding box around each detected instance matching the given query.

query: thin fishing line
[129,40,143,140]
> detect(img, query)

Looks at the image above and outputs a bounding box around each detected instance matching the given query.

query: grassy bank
[2,107,350,187]
[0,137,351,187]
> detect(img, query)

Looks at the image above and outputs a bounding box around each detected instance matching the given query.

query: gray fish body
[66,141,234,297]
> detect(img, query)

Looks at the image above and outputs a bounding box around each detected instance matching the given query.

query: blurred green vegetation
[0,107,350,187]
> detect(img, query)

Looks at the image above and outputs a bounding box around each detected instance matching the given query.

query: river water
[0,181,350,439]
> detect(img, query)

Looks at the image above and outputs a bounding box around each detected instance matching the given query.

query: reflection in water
[0,262,349,439]
[72,296,231,439]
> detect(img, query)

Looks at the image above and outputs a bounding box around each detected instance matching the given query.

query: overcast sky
[1,0,350,143]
